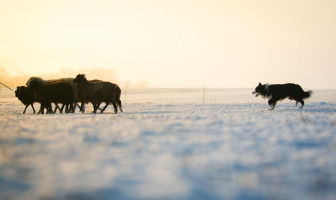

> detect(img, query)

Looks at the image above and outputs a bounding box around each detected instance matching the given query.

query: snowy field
[1,89,336,200]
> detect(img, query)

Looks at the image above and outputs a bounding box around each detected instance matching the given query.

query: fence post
[203,86,205,103]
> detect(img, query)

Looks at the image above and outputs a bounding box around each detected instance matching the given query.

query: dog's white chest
[263,84,272,99]
[261,94,272,99]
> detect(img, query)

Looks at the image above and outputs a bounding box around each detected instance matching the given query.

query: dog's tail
[302,90,313,99]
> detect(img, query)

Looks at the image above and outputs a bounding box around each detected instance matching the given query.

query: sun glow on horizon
[1,0,336,89]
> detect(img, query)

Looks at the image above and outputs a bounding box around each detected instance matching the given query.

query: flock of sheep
[15,74,123,114]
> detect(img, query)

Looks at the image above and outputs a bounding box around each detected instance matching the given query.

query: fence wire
[122,88,336,104]
[1,87,335,104]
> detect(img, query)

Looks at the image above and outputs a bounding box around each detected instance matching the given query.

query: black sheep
[28,79,76,114]
[73,74,120,113]
[15,86,37,114]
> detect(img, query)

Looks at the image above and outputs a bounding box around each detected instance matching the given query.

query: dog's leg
[269,103,276,110]
[268,99,274,110]
[293,96,304,108]
[268,99,277,110]
[289,97,298,106]
[290,96,298,106]
[299,99,304,109]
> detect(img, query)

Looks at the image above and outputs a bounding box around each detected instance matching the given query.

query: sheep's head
[15,86,29,97]
[15,86,22,97]
[26,77,43,87]
[74,74,87,83]
[28,79,42,90]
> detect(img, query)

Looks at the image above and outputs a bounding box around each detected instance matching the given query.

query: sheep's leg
[38,104,42,114]
[67,104,70,113]
[70,101,75,113]
[51,104,55,114]
[48,103,53,114]
[75,100,81,112]
[96,103,102,113]
[45,104,50,114]
[70,102,75,113]
[60,104,65,113]
[118,99,123,112]
[74,101,77,113]
[31,104,36,114]
[112,102,118,114]
[38,104,44,114]
[94,103,101,112]
[80,102,85,113]
[94,103,102,111]
[80,103,86,112]
[101,103,109,113]
[92,103,98,113]
[23,104,29,114]
[71,102,76,113]
[53,105,58,113]
[40,103,46,114]
[55,103,62,113]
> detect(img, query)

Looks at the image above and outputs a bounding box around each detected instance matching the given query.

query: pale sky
[0,0,335,88]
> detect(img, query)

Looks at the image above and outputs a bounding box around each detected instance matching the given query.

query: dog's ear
[259,82,261,86]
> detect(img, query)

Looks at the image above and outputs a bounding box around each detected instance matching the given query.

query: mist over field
[0,66,121,88]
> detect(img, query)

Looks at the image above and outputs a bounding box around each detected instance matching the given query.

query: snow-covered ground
[1,89,336,200]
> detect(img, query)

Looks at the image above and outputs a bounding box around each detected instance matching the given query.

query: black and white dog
[252,83,312,110]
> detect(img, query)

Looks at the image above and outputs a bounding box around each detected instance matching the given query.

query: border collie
[252,83,312,110]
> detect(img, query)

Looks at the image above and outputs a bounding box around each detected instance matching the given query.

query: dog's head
[252,82,263,97]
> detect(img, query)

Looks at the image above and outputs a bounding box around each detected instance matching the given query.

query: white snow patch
[0,93,336,200]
